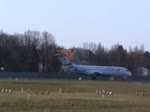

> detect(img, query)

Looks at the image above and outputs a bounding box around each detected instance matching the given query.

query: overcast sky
[0,0,150,51]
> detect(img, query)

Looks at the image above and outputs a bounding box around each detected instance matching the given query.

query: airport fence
[0,72,150,82]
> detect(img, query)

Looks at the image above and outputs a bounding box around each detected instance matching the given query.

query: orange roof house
[58,49,81,64]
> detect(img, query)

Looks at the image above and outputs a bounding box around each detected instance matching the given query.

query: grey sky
[0,0,150,51]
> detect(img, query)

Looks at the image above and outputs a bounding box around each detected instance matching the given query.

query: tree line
[75,42,148,74]
[0,30,150,75]
[0,30,61,72]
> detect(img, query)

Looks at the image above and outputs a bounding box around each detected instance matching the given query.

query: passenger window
[117,69,120,71]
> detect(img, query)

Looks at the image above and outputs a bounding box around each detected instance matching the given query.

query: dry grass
[0,79,150,112]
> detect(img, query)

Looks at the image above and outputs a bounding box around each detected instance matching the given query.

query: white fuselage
[62,64,132,77]
[73,64,132,77]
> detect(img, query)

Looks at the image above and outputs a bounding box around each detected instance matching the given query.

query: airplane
[55,54,132,79]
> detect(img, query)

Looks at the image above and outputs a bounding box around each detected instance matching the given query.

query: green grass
[0,79,150,112]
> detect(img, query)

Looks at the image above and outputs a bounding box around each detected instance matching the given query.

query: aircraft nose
[128,72,132,76]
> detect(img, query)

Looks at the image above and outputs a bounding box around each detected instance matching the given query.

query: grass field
[0,79,150,112]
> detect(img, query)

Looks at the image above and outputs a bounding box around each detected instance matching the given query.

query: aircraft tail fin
[54,54,74,72]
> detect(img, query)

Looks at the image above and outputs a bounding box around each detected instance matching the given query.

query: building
[58,49,81,64]
[137,67,150,76]
[76,49,96,65]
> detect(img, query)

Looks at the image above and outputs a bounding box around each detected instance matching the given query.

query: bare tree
[39,32,57,72]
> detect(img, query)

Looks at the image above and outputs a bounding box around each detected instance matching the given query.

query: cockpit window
[126,70,129,72]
